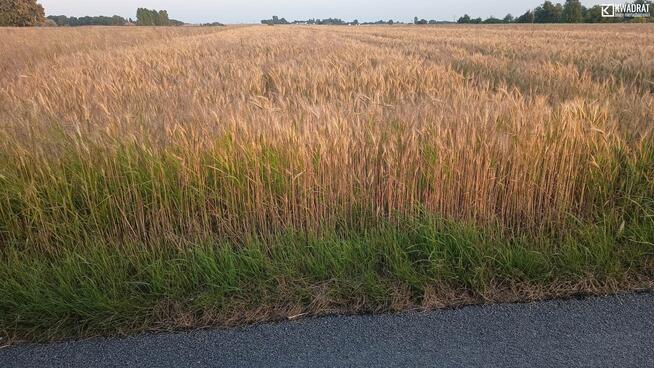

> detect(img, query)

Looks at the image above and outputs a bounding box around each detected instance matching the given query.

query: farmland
[0,24,653,341]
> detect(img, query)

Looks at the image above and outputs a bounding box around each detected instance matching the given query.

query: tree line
[458,0,653,24]
[262,1,652,27]
[413,17,456,24]
[47,10,186,27]
[3,0,653,27]
[262,16,404,25]
[47,15,129,26]
[1,1,191,27]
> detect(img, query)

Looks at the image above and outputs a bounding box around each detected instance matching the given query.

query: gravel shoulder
[1,292,653,368]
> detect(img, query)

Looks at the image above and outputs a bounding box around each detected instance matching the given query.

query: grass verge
[1,214,652,342]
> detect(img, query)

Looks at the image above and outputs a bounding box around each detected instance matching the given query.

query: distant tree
[49,15,128,26]
[555,2,564,21]
[562,0,583,22]
[515,10,535,23]
[156,10,169,25]
[136,8,150,25]
[262,15,289,25]
[47,14,68,26]
[450,0,651,24]
[0,0,45,26]
[319,18,344,25]
[534,1,563,23]
[137,8,170,26]
[111,15,125,25]
[457,14,471,23]
[361,19,394,25]
[483,16,503,24]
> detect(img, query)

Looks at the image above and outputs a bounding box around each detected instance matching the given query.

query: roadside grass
[1,211,652,341]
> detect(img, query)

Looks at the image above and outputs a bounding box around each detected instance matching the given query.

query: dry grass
[0,24,653,341]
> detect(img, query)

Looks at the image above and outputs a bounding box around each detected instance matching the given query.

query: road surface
[1,292,653,367]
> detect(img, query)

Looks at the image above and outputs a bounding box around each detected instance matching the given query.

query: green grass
[1,213,652,341]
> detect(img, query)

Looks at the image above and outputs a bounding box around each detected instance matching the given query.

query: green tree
[156,10,169,25]
[0,0,45,26]
[47,15,68,26]
[111,15,126,25]
[483,16,503,24]
[534,1,563,23]
[136,8,170,26]
[562,0,583,22]
[136,8,150,25]
[516,10,535,23]
[457,14,472,23]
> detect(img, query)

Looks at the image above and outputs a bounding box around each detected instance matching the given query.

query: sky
[39,0,610,24]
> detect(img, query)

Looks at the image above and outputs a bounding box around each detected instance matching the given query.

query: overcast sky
[39,0,609,24]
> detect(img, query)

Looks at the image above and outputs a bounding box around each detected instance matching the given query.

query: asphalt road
[1,292,653,368]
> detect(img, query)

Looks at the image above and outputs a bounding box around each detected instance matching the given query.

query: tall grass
[0,25,653,341]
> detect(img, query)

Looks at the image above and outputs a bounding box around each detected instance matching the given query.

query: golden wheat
[0,24,652,248]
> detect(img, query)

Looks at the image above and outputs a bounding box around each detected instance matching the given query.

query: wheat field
[1,25,653,340]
